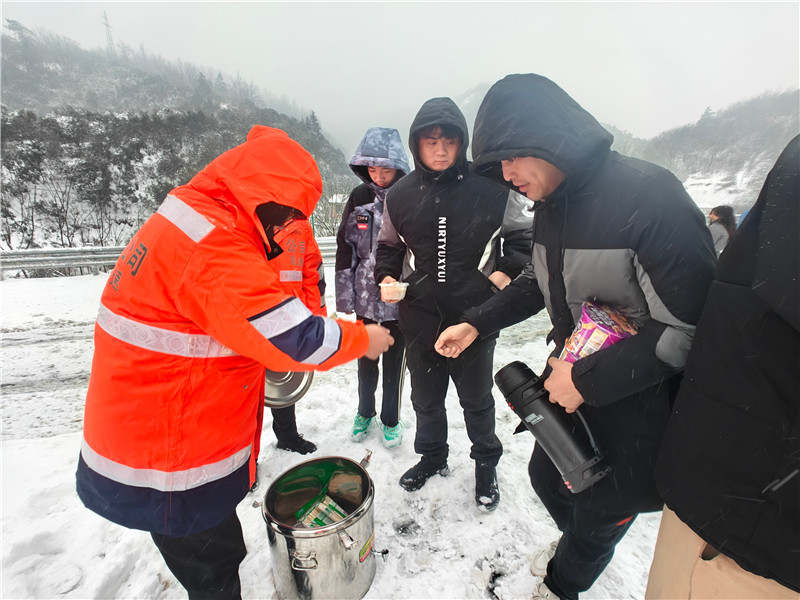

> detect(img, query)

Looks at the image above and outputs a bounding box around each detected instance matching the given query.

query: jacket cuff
[463,306,489,337]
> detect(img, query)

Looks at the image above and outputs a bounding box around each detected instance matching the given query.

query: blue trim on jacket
[76,455,250,536]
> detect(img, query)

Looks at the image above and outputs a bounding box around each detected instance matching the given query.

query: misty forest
[2,19,799,263]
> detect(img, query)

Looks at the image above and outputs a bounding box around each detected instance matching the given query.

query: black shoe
[249,467,259,493]
[276,434,317,455]
[399,458,449,491]
[475,461,500,510]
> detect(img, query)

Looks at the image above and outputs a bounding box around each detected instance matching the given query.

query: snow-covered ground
[1,268,660,599]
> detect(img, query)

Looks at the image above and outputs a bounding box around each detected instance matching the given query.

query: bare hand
[380,276,401,304]
[488,270,511,290]
[543,357,584,413]
[364,324,394,359]
[434,323,478,358]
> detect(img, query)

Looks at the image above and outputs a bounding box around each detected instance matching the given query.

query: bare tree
[312,174,358,236]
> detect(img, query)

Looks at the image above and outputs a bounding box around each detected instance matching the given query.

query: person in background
[707,204,736,256]
[75,126,393,599]
[374,97,532,510]
[647,135,799,599]
[335,127,411,448]
[265,207,328,456]
[434,74,715,600]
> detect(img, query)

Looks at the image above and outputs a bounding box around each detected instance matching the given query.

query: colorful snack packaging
[560,302,638,364]
[296,492,348,528]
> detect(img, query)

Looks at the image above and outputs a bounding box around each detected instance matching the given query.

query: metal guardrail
[0,246,125,272]
[0,237,338,279]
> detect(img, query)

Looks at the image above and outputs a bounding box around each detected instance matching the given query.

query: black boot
[399,458,449,491]
[475,461,500,510]
[249,464,259,493]
[276,434,317,455]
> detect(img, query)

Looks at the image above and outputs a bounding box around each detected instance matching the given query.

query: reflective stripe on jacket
[272,218,327,317]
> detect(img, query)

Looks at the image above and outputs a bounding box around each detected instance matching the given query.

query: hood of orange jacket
[184,125,323,252]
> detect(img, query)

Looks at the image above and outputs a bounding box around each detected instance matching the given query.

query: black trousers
[271,404,298,443]
[405,335,502,465]
[356,317,406,428]
[151,511,247,600]
[529,447,636,600]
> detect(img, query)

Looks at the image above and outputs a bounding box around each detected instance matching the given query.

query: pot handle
[290,549,318,571]
[359,449,372,469]
[339,531,358,550]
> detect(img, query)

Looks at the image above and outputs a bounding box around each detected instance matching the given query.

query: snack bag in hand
[560,302,637,364]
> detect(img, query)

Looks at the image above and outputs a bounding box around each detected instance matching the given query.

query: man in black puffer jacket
[374,97,532,510]
[435,74,716,599]
[647,135,799,599]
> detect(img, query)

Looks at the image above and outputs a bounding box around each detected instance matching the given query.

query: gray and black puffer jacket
[335,127,410,322]
[374,97,533,349]
[465,74,717,514]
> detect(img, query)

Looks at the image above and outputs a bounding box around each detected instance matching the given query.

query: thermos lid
[264,370,314,408]
[494,361,538,397]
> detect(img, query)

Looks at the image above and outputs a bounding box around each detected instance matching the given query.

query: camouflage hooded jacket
[335,127,410,321]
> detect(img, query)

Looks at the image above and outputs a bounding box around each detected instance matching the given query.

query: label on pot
[359,532,374,563]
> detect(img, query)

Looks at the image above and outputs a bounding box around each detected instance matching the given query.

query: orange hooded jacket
[76,126,367,536]
[271,218,327,317]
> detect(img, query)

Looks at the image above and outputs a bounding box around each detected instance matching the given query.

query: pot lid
[264,370,314,407]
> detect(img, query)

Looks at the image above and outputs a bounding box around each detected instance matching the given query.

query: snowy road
[1,272,659,599]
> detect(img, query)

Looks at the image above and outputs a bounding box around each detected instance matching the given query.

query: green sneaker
[351,414,373,441]
[381,421,404,448]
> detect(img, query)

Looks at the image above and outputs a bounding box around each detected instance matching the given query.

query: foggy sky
[3,1,798,154]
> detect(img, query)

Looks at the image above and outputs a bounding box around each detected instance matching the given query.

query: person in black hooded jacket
[434,74,716,599]
[374,97,532,510]
[646,135,799,599]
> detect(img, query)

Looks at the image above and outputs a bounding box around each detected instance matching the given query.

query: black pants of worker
[271,404,299,444]
[405,335,502,465]
[151,511,247,600]
[528,447,636,600]
[356,317,406,427]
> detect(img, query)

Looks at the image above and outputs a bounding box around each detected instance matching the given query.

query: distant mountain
[0,19,356,187]
[454,82,492,139]
[2,17,798,251]
[1,20,359,248]
[1,19,308,118]
[455,84,799,214]
[607,91,799,213]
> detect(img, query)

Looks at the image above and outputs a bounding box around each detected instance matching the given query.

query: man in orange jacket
[75,125,393,599]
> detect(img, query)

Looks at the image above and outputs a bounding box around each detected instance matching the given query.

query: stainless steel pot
[264,370,314,408]
[262,453,376,600]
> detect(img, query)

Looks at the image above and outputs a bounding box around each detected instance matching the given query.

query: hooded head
[349,127,410,190]
[186,125,322,246]
[408,97,469,175]
[472,74,613,194]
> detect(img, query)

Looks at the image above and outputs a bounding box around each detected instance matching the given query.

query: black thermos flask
[494,361,611,493]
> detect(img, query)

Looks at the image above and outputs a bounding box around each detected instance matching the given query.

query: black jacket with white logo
[374,97,532,349]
